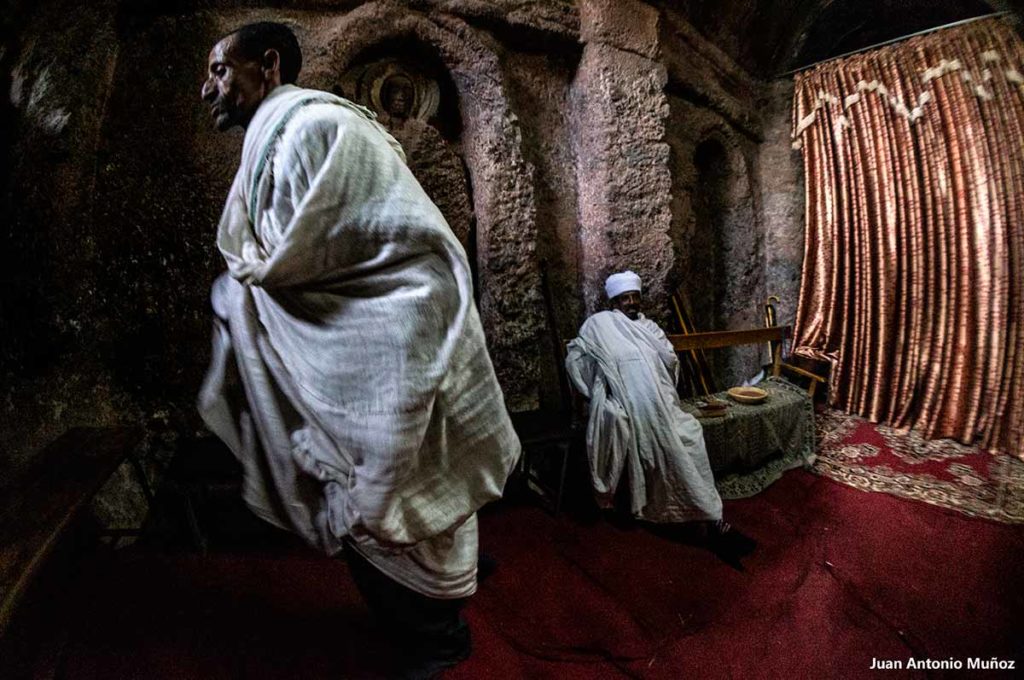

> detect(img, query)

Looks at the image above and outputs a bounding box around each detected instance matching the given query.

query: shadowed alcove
[690,138,729,335]
[677,135,765,389]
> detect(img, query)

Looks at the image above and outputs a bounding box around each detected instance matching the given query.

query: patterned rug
[814,410,1024,524]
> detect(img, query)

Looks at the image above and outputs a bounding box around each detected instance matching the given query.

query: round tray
[727,386,768,405]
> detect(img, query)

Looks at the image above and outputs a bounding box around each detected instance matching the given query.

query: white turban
[605,271,642,300]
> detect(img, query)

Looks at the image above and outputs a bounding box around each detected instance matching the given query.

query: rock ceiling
[660,0,1006,78]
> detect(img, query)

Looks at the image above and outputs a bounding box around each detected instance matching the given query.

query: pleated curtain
[791,17,1024,457]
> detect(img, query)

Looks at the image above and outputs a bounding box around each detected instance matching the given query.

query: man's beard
[210,101,234,131]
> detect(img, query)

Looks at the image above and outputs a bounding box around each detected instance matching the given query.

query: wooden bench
[668,326,820,478]
[667,326,827,397]
[0,427,144,638]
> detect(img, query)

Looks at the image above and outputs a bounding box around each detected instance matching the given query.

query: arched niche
[689,133,764,388]
[306,3,544,410]
[690,138,729,334]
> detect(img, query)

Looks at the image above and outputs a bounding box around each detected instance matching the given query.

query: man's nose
[201,78,214,101]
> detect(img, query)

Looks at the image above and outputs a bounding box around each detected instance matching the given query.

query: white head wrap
[605,270,642,300]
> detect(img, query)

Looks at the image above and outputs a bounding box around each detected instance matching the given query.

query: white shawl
[199,85,520,597]
[565,311,722,522]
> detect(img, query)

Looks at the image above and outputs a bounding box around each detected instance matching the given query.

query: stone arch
[306,3,544,411]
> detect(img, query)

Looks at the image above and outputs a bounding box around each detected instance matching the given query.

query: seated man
[565,271,729,534]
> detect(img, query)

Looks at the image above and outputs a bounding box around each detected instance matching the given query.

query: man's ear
[261,48,282,83]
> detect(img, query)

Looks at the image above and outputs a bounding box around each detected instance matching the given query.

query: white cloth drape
[565,311,722,522]
[199,85,520,598]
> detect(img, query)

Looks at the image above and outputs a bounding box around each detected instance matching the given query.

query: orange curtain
[791,17,1024,458]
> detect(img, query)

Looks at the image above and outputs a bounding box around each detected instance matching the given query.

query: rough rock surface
[2,0,130,478]
[659,6,765,140]
[572,40,674,324]
[580,0,661,60]
[758,80,806,329]
[13,0,1005,513]
[665,94,767,389]
[502,47,582,408]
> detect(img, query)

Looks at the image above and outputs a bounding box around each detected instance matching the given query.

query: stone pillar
[571,0,675,323]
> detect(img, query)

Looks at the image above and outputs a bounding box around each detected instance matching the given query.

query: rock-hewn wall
[2,0,131,480]
[659,4,770,388]
[757,80,805,328]
[503,45,582,408]
[665,95,767,388]
[1,0,812,492]
[572,0,675,324]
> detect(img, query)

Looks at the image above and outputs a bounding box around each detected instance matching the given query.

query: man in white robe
[197,22,519,675]
[566,271,725,526]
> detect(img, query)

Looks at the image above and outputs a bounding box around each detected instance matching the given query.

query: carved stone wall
[573,0,675,325]
[1,0,133,479]
[502,46,582,408]
[757,80,806,328]
[0,0,817,484]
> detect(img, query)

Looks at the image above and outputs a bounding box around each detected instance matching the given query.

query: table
[680,377,816,498]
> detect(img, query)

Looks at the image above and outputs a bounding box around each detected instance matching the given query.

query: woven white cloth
[199,85,520,598]
[565,310,722,522]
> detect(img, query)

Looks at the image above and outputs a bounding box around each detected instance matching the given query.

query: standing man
[565,271,731,534]
[197,22,520,676]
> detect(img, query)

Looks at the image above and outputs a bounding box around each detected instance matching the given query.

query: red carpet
[20,470,1024,679]
[815,410,1024,523]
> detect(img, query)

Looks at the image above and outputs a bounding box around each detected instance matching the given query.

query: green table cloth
[680,377,816,498]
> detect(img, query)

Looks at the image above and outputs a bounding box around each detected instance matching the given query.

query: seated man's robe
[199,84,520,599]
[565,310,723,522]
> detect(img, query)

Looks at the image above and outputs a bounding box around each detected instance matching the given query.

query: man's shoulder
[580,310,616,331]
[581,312,667,343]
[280,98,370,149]
[286,94,393,144]
[635,315,665,334]
[288,97,347,124]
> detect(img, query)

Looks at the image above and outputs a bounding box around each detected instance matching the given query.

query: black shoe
[708,528,757,571]
[397,620,472,679]
[478,552,498,584]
